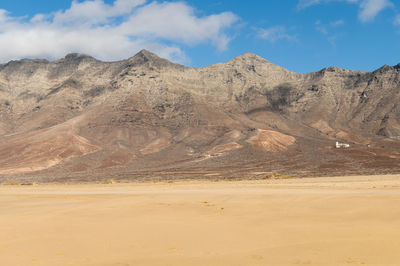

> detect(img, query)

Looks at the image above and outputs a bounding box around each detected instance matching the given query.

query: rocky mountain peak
[372,64,400,74]
[0,58,49,75]
[222,52,295,79]
[133,49,159,60]
[2,58,49,67]
[59,53,97,63]
[125,49,182,70]
[229,52,271,65]
[319,66,347,74]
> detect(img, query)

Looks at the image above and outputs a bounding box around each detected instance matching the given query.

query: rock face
[1,50,400,182]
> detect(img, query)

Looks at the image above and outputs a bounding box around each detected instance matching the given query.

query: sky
[0,0,399,73]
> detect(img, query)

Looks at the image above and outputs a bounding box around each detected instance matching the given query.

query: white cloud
[297,0,358,10]
[257,26,296,42]
[297,0,394,23]
[315,20,344,47]
[0,0,238,63]
[51,0,146,26]
[118,2,237,51]
[395,14,400,25]
[358,0,393,22]
[330,19,345,26]
[0,9,9,23]
[315,20,328,34]
[315,20,344,35]
[297,0,321,9]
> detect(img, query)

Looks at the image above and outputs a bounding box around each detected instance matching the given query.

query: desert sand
[1,175,400,265]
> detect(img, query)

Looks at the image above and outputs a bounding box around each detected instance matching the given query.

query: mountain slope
[1,50,400,182]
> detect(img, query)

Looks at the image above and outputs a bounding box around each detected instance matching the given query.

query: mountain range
[1,50,400,182]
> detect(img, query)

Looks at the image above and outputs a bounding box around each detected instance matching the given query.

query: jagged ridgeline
[0,50,399,182]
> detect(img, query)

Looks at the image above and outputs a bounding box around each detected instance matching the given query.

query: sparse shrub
[20,182,40,186]
[2,180,21,186]
[263,172,293,180]
[102,179,119,184]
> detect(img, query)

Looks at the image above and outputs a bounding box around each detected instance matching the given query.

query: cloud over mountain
[0,0,238,63]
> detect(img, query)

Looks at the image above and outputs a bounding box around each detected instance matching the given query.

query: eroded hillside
[1,50,400,182]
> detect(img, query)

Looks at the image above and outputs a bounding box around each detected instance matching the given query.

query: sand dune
[1,175,400,265]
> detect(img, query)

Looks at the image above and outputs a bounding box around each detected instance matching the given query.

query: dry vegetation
[263,172,293,179]
[1,180,21,186]
[101,179,120,184]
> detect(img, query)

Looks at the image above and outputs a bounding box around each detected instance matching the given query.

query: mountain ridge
[2,49,398,74]
[0,50,400,182]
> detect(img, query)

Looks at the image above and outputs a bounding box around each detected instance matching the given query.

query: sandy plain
[1,175,400,265]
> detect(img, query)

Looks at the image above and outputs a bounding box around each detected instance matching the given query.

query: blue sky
[0,0,399,73]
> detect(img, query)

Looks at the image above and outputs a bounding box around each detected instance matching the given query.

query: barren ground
[1,175,400,265]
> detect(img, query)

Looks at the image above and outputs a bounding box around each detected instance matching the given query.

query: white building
[336,141,350,149]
